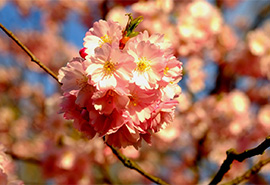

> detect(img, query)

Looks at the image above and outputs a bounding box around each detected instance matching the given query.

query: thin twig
[209,136,270,184]
[0,22,169,185]
[105,142,170,185]
[0,23,61,85]
[221,157,270,185]
[249,4,270,30]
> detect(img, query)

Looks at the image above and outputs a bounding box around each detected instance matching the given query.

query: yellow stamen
[103,60,115,76]
[99,34,111,47]
[129,96,137,106]
[137,57,151,73]
[164,66,170,75]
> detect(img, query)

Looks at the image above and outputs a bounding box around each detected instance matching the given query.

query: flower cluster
[58,16,182,148]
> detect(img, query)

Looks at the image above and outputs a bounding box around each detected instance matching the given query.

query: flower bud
[79,47,87,59]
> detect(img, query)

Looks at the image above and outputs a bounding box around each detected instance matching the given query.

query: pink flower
[58,58,96,107]
[83,20,122,58]
[89,109,125,137]
[86,44,136,92]
[75,84,96,108]
[92,89,129,115]
[127,41,166,89]
[128,30,173,56]
[105,112,151,149]
[159,82,182,101]
[105,124,142,149]
[58,57,89,95]
[162,56,183,84]
[59,93,82,120]
[59,93,96,139]
[145,100,179,132]
[127,83,160,122]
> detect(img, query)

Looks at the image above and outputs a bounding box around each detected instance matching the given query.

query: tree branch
[0,23,61,85]
[249,4,270,31]
[209,136,270,184]
[222,157,270,185]
[105,142,169,185]
[0,23,169,185]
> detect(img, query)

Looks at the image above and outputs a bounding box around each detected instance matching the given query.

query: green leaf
[123,13,143,38]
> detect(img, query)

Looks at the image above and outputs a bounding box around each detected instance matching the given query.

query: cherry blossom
[86,44,135,92]
[128,42,166,89]
[82,20,123,59]
[59,17,182,148]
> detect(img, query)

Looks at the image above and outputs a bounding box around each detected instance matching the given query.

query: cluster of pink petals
[59,19,182,148]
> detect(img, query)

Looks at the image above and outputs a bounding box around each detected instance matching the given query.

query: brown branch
[249,4,270,30]
[209,136,270,184]
[191,130,208,184]
[0,22,169,185]
[0,23,61,85]
[222,157,270,185]
[105,142,170,185]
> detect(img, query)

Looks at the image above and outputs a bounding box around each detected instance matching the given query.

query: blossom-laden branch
[0,23,61,85]
[209,136,270,184]
[0,22,169,185]
[222,157,270,185]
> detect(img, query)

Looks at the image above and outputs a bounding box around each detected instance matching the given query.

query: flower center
[99,34,111,47]
[137,57,150,73]
[164,66,170,75]
[103,60,115,76]
[129,96,137,106]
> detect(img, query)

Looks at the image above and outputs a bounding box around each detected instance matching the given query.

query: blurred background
[0,0,270,184]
